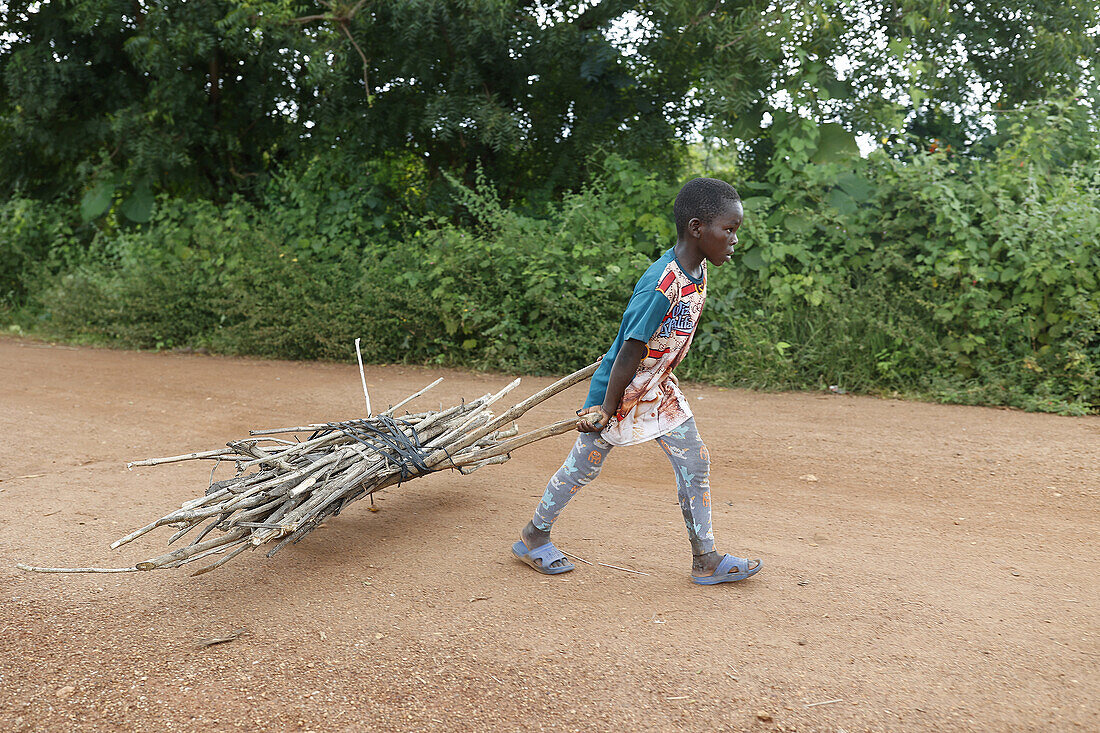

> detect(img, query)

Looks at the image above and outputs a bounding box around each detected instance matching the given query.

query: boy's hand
[576,406,610,433]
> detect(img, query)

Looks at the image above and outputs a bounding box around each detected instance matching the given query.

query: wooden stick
[410,402,468,433]
[235,432,344,468]
[17,563,139,574]
[196,628,247,647]
[228,440,295,472]
[190,542,251,576]
[180,487,233,511]
[162,537,247,569]
[110,517,172,550]
[597,562,650,576]
[226,494,288,527]
[428,379,520,447]
[185,513,228,547]
[429,361,598,461]
[127,448,241,469]
[222,450,344,510]
[560,550,593,566]
[135,529,247,570]
[167,517,209,546]
[380,378,444,416]
[455,454,511,474]
[129,502,227,542]
[804,699,844,708]
[354,337,371,416]
[449,418,577,466]
[247,414,429,436]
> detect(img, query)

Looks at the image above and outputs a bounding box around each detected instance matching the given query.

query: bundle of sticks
[18,362,598,576]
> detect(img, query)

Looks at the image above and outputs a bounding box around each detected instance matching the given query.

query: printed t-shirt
[583,248,707,446]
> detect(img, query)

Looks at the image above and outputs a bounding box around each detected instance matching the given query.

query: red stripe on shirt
[656,271,676,294]
[680,282,698,297]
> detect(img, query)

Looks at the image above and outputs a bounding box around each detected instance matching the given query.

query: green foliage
[7,1,1094,208]
[10,103,1099,414]
[27,155,673,369]
[0,0,307,202]
[701,101,1100,413]
[31,196,402,359]
[259,149,427,257]
[0,197,81,309]
[390,159,674,369]
[740,1,1100,156]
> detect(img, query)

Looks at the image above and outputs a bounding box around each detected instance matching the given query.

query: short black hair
[673,177,741,237]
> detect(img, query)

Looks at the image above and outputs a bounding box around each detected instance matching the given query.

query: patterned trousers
[532,417,715,555]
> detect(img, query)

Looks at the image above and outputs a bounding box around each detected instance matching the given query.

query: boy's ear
[688,217,703,239]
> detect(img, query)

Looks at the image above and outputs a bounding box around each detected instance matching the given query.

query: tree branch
[280,2,374,100]
[287,13,332,25]
[339,19,372,99]
[346,0,369,20]
[288,1,368,26]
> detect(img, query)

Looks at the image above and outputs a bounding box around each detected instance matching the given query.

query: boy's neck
[673,240,704,279]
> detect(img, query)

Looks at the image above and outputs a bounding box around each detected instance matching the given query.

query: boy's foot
[692,550,760,578]
[518,521,571,571]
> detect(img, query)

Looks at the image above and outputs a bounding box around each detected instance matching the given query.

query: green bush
[6,109,1099,415]
[0,197,80,309]
[691,103,1100,414]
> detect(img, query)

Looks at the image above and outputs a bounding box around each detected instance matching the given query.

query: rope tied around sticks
[311,416,433,482]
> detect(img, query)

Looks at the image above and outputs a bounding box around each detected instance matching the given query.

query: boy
[511,177,762,585]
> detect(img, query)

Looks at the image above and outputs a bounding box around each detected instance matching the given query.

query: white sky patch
[531,0,599,28]
[605,10,651,56]
[559,100,575,140]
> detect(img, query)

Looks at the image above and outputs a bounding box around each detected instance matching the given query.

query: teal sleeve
[582,249,678,411]
[582,289,672,410]
[622,288,673,344]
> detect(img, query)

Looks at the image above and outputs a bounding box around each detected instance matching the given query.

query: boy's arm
[577,339,647,432]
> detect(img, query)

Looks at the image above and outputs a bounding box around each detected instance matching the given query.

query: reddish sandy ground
[0,336,1097,732]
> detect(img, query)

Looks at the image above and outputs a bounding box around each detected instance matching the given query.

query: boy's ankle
[692,550,720,573]
[521,520,551,547]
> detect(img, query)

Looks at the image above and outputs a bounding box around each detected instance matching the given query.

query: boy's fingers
[576,410,607,432]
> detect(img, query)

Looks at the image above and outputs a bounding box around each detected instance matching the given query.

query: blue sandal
[691,554,762,585]
[512,540,575,575]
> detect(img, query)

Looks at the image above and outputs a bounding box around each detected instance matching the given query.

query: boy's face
[691,200,744,267]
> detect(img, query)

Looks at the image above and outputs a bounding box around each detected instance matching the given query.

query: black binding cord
[310,415,435,483]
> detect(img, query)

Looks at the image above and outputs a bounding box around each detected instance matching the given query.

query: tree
[1,1,1096,207]
[0,0,308,205]
[715,1,1100,157]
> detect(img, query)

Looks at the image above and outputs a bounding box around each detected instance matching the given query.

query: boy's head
[673,178,742,239]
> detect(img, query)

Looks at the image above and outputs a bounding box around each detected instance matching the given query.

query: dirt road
[1,336,1097,732]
